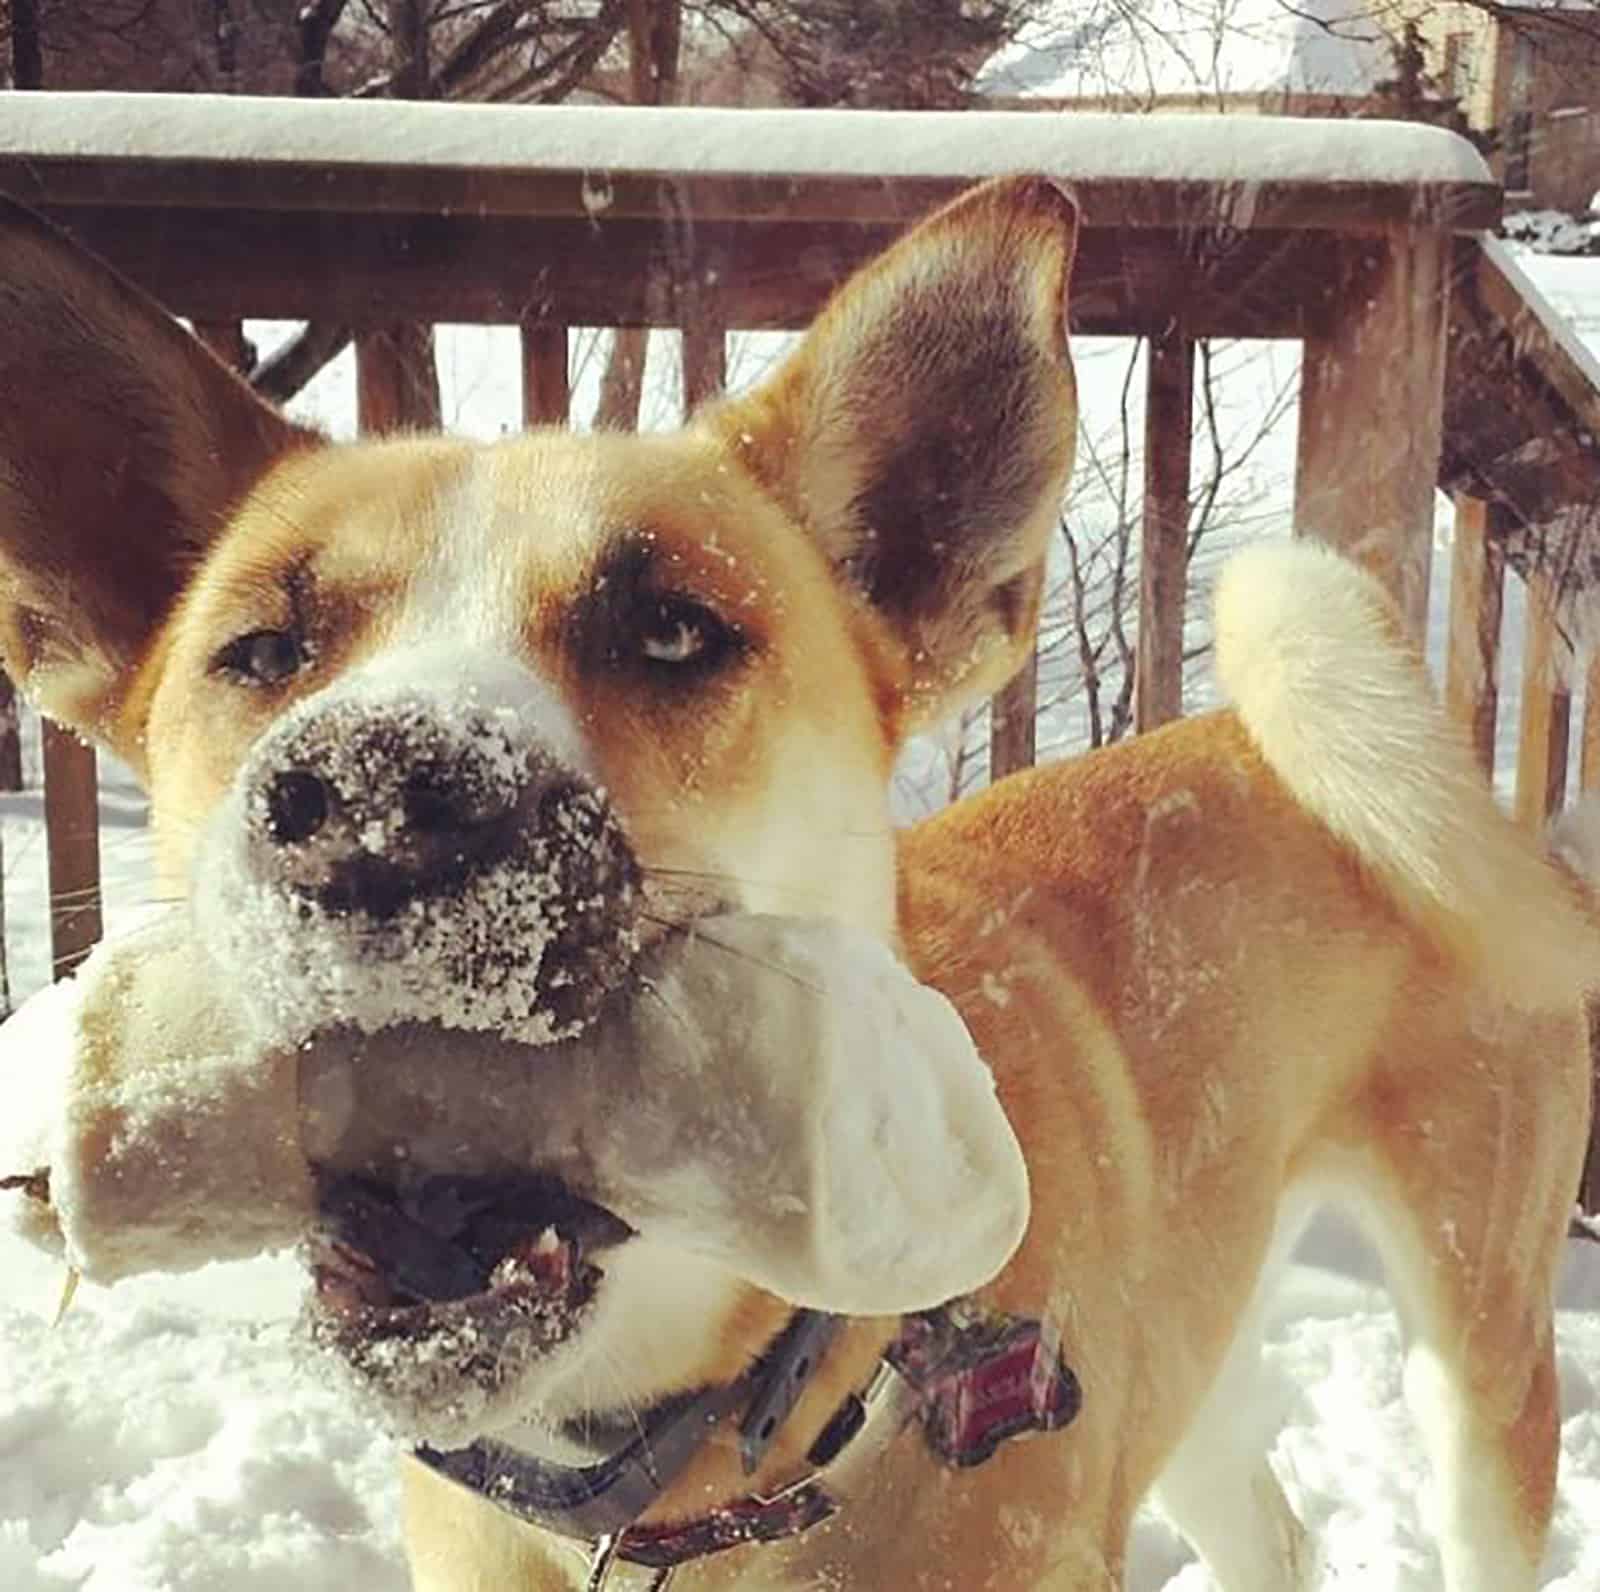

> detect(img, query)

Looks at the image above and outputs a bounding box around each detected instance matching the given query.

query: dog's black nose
[250,710,533,918]
[401,760,507,836]
[227,672,642,1040]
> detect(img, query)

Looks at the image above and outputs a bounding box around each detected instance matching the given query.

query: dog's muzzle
[198,669,644,1046]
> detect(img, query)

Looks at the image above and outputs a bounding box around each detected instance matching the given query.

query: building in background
[1409,1,1600,212]
[978,1,1600,217]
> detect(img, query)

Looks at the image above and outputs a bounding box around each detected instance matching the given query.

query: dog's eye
[213,628,308,686]
[637,598,738,671]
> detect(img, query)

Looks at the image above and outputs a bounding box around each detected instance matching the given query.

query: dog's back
[896,539,1592,1592]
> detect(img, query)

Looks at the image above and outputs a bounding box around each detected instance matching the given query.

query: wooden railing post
[1582,1010,1600,1218]
[1135,327,1193,733]
[1295,230,1450,639]
[521,322,570,427]
[356,323,442,433]
[1582,652,1600,794]
[681,321,726,416]
[1514,566,1571,833]
[1444,494,1507,778]
[194,319,252,373]
[42,722,101,977]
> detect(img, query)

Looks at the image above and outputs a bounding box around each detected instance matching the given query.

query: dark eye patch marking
[565,532,747,684]
[208,560,318,687]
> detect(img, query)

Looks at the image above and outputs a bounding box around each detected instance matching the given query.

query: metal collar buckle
[583,1533,669,1591]
[578,1359,922,1590]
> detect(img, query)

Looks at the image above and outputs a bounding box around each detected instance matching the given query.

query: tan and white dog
[0,176,1593,1592]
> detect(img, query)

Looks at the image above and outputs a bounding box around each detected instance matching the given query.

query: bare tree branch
[297,0,351,96]
[252,322,354,404]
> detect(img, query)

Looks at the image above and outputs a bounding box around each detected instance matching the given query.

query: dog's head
[0,177,1077,1445]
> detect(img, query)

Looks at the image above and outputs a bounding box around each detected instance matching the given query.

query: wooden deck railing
[1,95,1596,1205]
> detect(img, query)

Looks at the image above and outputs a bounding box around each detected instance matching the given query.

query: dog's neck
[416,1303,1082,1586]
[415,1312,895,1544]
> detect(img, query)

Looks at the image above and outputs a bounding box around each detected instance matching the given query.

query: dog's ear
[705,175,1078,730]
[0,199,319,754]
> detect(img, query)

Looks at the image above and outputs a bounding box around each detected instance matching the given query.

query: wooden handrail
[0,96,1500,230]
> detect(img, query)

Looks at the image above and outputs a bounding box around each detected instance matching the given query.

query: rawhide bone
[0,913,1028,1315]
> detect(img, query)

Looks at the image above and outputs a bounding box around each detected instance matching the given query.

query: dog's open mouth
[310,1170,632,1325]
[304,1171,633,1430]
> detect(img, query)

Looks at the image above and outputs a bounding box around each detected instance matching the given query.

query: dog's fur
[0,178,1593,1591]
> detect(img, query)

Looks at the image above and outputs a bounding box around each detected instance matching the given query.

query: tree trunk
[595,329,649,431]
[12,0,44,90]
[628,0,680,105]
[252,322,352,405]
[361,0,442,429]
[295,0,348,97]
[595,0,682,431]
[212,0,238,89]
[390,0,431,100]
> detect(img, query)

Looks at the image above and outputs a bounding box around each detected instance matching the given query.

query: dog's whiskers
[633,974,705,1049]
[638,863,877,917]
[636,910,830,1000]
[52,1266,80,1327]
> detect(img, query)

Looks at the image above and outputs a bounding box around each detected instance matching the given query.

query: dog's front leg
[402,1454,585,1590]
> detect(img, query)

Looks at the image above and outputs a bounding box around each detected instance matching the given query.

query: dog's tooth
[533,1227,560,1255]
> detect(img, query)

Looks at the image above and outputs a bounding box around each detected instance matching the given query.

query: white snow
[1502,207,1600,256]
[976,0,1394,106]
[0,92,1491,192]
[1484,237,1600,413]
[0,1257,406,1592]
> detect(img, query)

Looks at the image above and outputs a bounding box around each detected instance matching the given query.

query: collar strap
[416,1303,1079,1588]
[415,1310,840,1545]
[593,1471,838,1576]
[574,1354,927,1589]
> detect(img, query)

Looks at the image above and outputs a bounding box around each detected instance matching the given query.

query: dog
[0,175,1592,1592]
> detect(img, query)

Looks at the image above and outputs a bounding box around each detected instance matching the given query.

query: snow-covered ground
[2,261,1599,1590]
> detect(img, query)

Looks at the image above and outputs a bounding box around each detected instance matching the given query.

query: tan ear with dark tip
[704,175,1079,730]
[0,199,320,757]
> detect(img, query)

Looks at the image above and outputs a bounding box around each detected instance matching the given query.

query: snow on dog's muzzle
[0,912,1030,1324]
[193,656,642,1047]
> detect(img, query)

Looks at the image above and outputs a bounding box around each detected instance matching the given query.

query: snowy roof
[977,0,1395,105]
[0,92,1492,226]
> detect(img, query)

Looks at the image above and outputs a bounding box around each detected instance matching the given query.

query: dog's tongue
[0,912,1030,1317]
